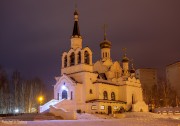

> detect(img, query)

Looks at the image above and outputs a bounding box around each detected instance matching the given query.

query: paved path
[1,118,180,126]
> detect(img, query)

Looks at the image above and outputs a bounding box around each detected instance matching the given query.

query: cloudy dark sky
[1,0,180,89]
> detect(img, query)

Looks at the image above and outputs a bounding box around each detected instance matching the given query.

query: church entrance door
[108,106,112,114]
[62,90,68,99]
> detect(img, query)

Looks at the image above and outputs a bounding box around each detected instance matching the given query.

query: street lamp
[38,96,44,113]
[38,96,43,106]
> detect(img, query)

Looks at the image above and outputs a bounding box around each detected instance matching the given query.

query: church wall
[126,80,143,102]
[97,102,126,114]
[65,72,87,105]
[75,84,83,103]
[125,85,143,110]
[85,81,97,101]
[96,83,120,101]
[67,72,98,102]
[82,72,97,102]
[54,78,75,100]
[101,48,111,60]
[85,102,126,114]
[119,85,127,102]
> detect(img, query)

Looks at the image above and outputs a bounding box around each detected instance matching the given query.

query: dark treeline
[142,79,178,108]
[0,65,45,114]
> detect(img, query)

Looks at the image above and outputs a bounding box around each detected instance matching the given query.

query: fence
[154,107,180,114]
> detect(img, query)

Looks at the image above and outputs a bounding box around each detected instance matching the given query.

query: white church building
[40,9,148,119]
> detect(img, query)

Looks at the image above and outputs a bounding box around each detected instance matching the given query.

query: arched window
[70,52,75,66]
[103,91,108,100]
[62,90,68,99]
[111,92,115,100]
[132,94,134,104]
[78,51,81,64]
[89,89,93,94]
[64,55,67,67]
[84,51,90,64]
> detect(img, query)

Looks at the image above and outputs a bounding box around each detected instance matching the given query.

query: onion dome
[130,68,135,73]
[100,24,111,49]
[122,48,129,62]
[100,40,111,49]
[130,62,135,73]
[122,54,129,62]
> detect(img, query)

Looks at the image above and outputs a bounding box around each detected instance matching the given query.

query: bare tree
[0,66,10,114]
[0,66,46,114]
[12,71,21,111]
[157,80,177,107]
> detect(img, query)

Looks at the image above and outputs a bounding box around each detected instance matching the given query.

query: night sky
[1,0,180,90]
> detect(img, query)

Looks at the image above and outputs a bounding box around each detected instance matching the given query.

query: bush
[119,107,125,113]
[76,109,81,113]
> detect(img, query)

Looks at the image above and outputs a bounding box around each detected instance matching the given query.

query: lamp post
[38,96,43,113]
[38,96,43,106]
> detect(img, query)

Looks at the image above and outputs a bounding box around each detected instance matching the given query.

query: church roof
[94,79,120,86]
[86,99,126,104]
[72,10,81,37]
[100,24,111,49]
[97,73,107,80]
[122,55,129,62]
[100,40,111,49]
[62,74,78,83]
[72,21,80,36]
[130,69,135,73]
[130,63,135,73]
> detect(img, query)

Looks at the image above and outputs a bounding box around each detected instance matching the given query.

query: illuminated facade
[40,9,148,119]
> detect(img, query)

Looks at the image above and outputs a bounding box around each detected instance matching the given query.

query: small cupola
[100,25,112,60]
[122,55,129,63]
[130,63,135,73]
[100,40,111,49]
[100,24,111,49]
[122,48,130,76]
[122,48,129,63]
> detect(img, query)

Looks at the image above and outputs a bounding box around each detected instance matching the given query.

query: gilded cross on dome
[130,58,133,63]
[103,24,108,40]
[130,58,134,67]
[122,48,127,56]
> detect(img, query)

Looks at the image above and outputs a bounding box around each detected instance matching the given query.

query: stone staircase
[39,99,63,113]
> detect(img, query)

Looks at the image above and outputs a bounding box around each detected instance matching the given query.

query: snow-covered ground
[0,112,180,126]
